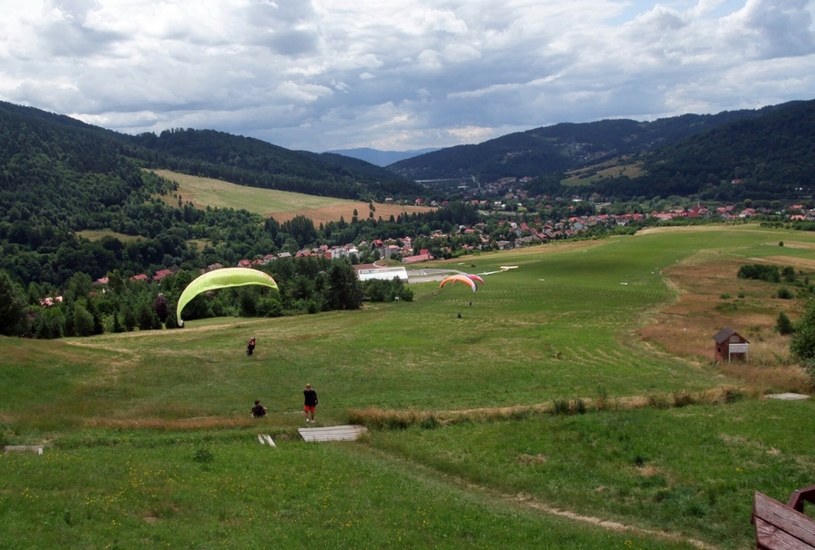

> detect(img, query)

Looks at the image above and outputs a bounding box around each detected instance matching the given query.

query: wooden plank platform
[298,425,368,442]
[753,491,815,549]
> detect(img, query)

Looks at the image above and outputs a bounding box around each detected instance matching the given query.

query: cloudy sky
[1,0,813,152]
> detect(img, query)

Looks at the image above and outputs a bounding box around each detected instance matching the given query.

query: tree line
[0,257,413,339]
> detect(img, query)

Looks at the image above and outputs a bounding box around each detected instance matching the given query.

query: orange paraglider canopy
[439,274,477,292]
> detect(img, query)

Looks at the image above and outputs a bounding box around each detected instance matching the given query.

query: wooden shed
[713,327,750,363]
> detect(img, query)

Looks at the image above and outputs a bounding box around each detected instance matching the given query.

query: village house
[152,268,175,282]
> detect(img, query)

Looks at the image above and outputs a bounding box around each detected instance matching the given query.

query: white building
[356,267,409,282]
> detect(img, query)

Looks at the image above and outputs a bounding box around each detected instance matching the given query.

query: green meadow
[2,225,813,549]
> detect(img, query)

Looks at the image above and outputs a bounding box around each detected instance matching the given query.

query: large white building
[356,266,409,282]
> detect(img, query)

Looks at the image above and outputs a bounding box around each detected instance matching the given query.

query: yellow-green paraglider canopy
[176,267,279,326]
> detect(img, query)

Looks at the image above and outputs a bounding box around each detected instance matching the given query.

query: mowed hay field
[2,225,814,549]
[151,169,435,225]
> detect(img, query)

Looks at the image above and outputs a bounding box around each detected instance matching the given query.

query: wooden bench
[752,485,815,549]
[298,425,368,442]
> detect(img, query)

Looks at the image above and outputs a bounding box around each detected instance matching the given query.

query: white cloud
[0,0,812,151]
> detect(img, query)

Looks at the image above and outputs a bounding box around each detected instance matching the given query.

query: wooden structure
[752,485,815,549]
[298,425,368,443]
[713,327,750,363]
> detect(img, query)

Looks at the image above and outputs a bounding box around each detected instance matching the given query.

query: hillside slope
[132,128,422,200]
[387,103,787,182]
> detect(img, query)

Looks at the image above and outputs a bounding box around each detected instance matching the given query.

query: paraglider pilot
[246,336,256,356]
[303,384,318,423]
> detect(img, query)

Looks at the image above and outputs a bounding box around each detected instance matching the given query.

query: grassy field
[562,158,644,186]
[76,230,144,243]
[2,225,813,549]
[150,169,435,225]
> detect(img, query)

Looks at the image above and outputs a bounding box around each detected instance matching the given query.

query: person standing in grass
[246,336,256,356]
[303,384,318,423]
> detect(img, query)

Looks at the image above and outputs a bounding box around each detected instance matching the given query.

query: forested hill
[630,100,815,199]
[0,99,425,289]
[386,102,789,182]
[130,128,422,199]
[0,101,420,202]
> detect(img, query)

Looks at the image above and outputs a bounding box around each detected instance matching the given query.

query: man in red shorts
[303,383,318,423]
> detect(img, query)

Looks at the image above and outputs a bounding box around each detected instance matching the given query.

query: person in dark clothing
[246,337,256,356]
[303,384,318,423]
[251,400,267,417]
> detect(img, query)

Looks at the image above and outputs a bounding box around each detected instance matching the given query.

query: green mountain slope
[131,128,422,199]
[387,105,782,182]
[388,99,815,201]
[637,99,815,199]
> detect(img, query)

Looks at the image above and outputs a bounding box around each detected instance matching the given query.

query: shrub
[552,399,570,415]
[792,299,815,361]
[719,387,744,403]
[672,391,695,407]
[777,287,794,299]
[738,264,780,282]
[776,312,794,335]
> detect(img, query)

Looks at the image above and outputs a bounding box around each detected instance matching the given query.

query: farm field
[1,224,813,549]
[150,169,435,225]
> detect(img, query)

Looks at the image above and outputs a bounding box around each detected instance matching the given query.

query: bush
[776,312,794,335]
[777,287,794,299]
[672,391,695,407]
[257,296,283,317]
[792,299,815,361]
[738,264,780,282]
[552,399,570,415]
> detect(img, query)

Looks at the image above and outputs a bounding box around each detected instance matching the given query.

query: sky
[1,0,814,153]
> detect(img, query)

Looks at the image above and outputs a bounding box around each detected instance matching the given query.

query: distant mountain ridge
[2,97,814,206]
[327,147,440,166]
[387,105,785,182]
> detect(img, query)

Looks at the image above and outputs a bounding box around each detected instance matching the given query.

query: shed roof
[712,327,749,343]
